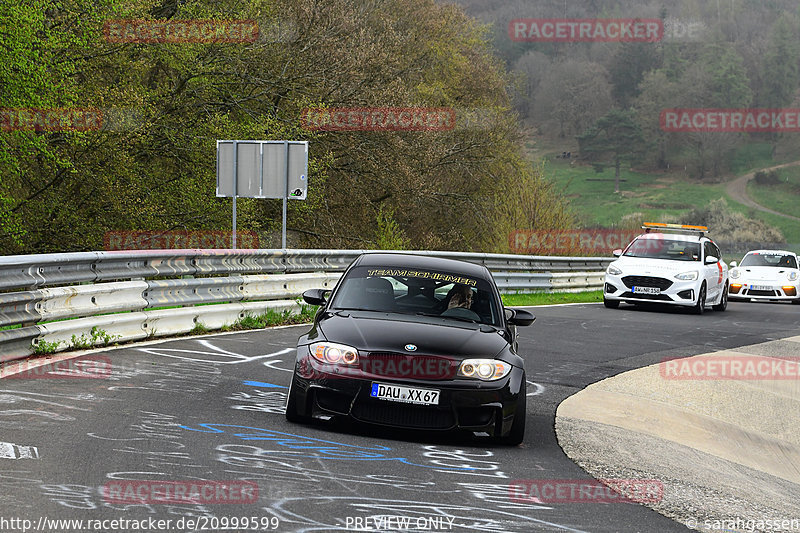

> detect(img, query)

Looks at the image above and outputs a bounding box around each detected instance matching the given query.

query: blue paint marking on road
[179,423,475,471]
[243,380,287,389]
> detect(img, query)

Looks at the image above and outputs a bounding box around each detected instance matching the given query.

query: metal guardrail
[0,249,610,360]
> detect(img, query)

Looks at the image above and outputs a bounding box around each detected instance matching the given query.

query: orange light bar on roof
[642,222,709,232]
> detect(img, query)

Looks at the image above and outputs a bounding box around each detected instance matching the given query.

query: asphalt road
[0,300,798,533]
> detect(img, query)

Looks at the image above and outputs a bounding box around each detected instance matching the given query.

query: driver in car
[441,284,481,321]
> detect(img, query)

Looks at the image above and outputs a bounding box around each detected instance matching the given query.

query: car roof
[634,232,710,243]
[353,252,492,279]
[744,249,797,257]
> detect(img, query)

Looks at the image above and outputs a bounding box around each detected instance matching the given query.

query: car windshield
[623,237,700,261]
[330,265,502,326]
[740,253,798,269]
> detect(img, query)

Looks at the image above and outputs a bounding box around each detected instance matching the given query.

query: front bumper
[289,353,525,437]
[729,282,799,302]
[603,273,700,307]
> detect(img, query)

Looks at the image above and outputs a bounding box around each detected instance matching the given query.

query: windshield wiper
[333,307,387,313]
[415,312,478,324]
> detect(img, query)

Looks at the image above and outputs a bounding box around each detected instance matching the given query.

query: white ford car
[728,250,800,304]
[603,223,728,314]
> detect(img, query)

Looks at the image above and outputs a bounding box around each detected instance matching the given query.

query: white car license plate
[370,383,440,406]
[632,286,660,295]
[750,285,772,291]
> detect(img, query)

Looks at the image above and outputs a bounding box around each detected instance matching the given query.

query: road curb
[555,337,800,530]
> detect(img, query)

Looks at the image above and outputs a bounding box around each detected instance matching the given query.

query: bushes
[679,198,784,243]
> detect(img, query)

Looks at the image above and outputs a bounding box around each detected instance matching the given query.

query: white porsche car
[603,223,728,314]
[728,250,800,304]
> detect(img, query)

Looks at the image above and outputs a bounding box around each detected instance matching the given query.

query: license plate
[370,383,440,406]
[632,286,660,295]
[750,285,772,291]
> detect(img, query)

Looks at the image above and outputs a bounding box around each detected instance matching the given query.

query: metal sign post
[232,140,238,248]
[217,140,308,250]
[283,141,289,249]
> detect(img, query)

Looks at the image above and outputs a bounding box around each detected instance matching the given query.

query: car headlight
[606,264,622,276]
[458,359,512,381]
[730,268,740,279]
[310,342,359,365]
[675,270,699,281]
[788,271,798,281]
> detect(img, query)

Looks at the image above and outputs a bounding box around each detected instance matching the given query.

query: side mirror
[612,249,622,257]
[302,288,329,306]
[729,261,737,268]
[505,308,536,326]
[705,255,718,264]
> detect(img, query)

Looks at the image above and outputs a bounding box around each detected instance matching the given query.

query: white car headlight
[788,271,798,281]
[730,268,740,279]
[675,271,699,281]
[310,342,359,365]
[606,264,622,276]
[458,359,512,381]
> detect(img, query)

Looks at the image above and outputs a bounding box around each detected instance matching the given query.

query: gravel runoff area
[555,336,800,533]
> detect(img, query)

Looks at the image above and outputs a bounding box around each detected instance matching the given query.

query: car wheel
[692,283,706,315]
[499,377,526,445]
[603,298,619,309]
[712,284,728,312]
[285,375,309,423]
[793,298,800,305]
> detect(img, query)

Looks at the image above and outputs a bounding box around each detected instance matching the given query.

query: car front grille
[352,399,454,429]
[365,352,457,380]
[620,291,673,301]
[745,289,777,297]
[621,276,673,291]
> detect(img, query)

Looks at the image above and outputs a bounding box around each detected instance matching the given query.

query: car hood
[612,257,701,275]
[738,266,796,281]
[317,311,509,358]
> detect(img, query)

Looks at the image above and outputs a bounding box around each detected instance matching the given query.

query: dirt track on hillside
[726,161,800,221]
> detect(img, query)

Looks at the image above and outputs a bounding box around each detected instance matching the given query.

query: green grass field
[501,290,602,306]
[746,166,800,234]
[536,142,800,247]
[545,158,727,227]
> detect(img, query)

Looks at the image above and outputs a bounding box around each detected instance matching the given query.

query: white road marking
[137,342,293,364]
[527,381,546,397]
[0,441,40,460]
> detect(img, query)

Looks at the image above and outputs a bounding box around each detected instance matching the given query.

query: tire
[285,375,309,423]
[692,283,706,315]
[792,298,800,305]
[712,284,728,312]
[499,377,526,445]
[603,298,620,309]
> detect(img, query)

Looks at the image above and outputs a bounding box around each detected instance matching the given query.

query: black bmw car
[285,252,535,444]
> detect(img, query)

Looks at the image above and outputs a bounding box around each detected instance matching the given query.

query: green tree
[762,16,799,107]
[608,43,662,108]
[577,110,645,193]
